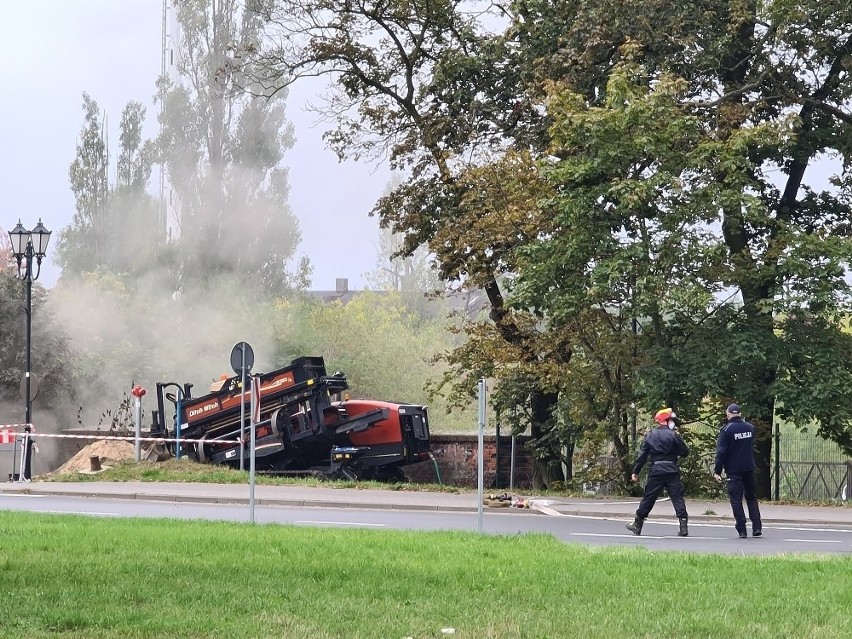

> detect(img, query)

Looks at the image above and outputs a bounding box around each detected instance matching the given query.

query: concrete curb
[2,487,489,513]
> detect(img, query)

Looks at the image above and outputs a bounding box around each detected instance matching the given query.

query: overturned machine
[152,356,431,481]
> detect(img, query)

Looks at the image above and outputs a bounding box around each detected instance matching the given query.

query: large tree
[255,0,852,495]
[56,96,161,278]
[157,0,309,296]
[255,0,571,487]
[56,93,109,275]
[109,101,162,275]
[513,3,852,496]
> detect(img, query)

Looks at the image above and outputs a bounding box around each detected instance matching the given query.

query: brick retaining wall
[404,434,534,489]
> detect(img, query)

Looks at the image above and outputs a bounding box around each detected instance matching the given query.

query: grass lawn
[40,458,460,493]
[0,511,850,638]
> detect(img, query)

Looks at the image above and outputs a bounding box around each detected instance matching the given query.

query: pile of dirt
[53,439,139,475]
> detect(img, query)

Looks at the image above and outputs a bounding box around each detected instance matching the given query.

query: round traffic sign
[20,373,40,401]
[230,341,254,375]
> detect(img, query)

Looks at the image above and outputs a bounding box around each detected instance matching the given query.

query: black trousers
[636,471,688,519]
[727,472,762,533]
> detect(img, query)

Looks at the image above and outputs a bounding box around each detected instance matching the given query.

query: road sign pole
[477,377,486,533]
[249,375,259,523]
[230,341,255,472]
[240,344,246,472]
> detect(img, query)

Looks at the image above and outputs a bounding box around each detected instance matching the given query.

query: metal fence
[576,426,851,502]
[774,430,851,502]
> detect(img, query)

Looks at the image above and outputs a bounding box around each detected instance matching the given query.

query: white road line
[784,538,843,544]
[756,525,852,533]
[0,493,45,498]
[529,504,566,517]
[571,533,659,539]
[569,532,725,540]
[44,510,120,517]
[296,520,386,527]
[533,506,852,535]
[536,499,648,507]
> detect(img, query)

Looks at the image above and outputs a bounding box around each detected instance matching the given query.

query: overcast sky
[0,0,389,291]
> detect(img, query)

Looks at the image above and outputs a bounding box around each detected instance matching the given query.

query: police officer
[713,403,763,538]
[626,408,690,537]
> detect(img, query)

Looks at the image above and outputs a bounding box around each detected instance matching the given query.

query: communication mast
[159,0,182,242]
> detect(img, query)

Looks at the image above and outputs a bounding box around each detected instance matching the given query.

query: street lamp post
[8,219,51,435]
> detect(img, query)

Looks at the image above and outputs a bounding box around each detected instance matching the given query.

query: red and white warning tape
[0,431,241,446]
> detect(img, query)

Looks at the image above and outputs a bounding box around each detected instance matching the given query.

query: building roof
[305,277,490,319]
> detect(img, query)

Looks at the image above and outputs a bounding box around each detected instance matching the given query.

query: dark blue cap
[726,403,741,415]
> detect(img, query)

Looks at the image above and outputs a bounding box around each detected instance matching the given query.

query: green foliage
[678,425,725,497]
[273,293,474,431]
[513,7,852,486]
[257,0,576,486]
[773,316,852,454]
[0,268,76,413]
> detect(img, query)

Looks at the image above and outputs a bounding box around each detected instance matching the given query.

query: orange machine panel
[184,369,298,424]
[343,400,403,445]
[218,371,296,410]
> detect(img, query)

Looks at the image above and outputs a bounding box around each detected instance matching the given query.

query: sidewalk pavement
[1,480,851,527]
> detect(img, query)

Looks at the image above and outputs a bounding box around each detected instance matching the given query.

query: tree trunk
[748,397,775,499]
[612,422,632,485]
[564,442,575,481]
[530,389,561,489]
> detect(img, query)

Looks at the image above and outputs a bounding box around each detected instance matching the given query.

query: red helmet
[654,408,675,424]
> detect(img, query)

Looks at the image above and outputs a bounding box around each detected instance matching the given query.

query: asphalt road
[2,493,850,556]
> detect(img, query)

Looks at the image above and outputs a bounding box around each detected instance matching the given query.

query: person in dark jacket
[626,408,690,537]
[713,403,763,538]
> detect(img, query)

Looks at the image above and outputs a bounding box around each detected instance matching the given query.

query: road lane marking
[571,533,667,539]
[758,525,852,533]
[569,532,726,540]
[296,520,386,527]
[784,538,843,544]
[532,505,852,535]
[44,510,120,517]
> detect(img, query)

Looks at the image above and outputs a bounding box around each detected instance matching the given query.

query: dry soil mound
[54,439,138,474]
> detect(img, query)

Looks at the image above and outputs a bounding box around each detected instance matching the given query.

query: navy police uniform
[632,426,690,521]
[714,409,763,537]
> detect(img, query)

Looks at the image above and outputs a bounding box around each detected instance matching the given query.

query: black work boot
[626,516,644,535]
[678,518,689,537]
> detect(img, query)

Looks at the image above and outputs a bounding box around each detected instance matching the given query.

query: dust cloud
[44,267,285,438]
